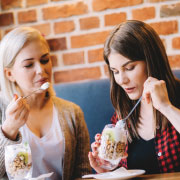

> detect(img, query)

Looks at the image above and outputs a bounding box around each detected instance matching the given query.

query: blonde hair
[0,27,50,103]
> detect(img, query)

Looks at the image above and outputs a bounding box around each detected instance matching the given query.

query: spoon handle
[23,89,39,99]
[116,96,142,128]
[124,96,142,121]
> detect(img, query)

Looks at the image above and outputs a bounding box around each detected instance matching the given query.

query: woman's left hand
[143,77,171,112]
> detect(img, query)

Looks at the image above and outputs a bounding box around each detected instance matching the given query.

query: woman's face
[6,39,52,96]
[108,52,148,100]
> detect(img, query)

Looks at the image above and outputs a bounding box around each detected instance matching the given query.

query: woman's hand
[143,77,171,112]
[88,134,110,173]
[2,94,30,140]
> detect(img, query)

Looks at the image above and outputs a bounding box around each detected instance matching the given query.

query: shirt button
[158,152,162,156]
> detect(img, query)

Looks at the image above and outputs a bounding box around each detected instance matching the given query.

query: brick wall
[0,0,180,84]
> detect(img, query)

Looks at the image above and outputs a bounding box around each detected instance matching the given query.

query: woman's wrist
[158,103,173,117]
[1,124,19,141]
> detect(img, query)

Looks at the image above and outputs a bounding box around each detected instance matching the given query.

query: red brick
[0,13,14,27]
[42,1,88,20]
[161,38,166,49]
[160,3,180,17]
[80,17,100,30]
[0,30,2,40]
[149,21,178,35]
[18,10,37,24]
[63,52,84,65]
[92,0,143,11]
[54,67,101,83]
[105,12,127,26]
[27,0,48,7]
[104,65,109,77]
[168,55,180,68]
[31,23,51,36]
[1,0,22,10]
[50,55,58,67]
[47,37,67,51]
[5,26,50,37]
[172,37,180,49]
[132,7,155,21]
[71,31,110,48]
[88,48,104,63]
[148,0,170,2]
[54,21,75,34]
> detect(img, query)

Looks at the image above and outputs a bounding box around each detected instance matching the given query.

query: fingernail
[13,94,18,100]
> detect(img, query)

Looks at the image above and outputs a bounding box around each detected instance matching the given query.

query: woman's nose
[116,72,129,85]
[35,63,44,74]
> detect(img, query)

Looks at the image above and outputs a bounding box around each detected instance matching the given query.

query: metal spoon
[23,82,50,99]
[116,96,142,128]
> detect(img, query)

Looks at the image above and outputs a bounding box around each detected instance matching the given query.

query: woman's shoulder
[0,93,8,107]
[175,80,180,107]
[175,80,180,96]
[0,94,4,106]
[52,96,82,112]
[52,96,85,127]
[176,79,180,88]
[0,94,8,112]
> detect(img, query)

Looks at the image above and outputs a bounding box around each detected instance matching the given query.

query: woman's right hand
[88,133,110,173]
[2,94,30,140]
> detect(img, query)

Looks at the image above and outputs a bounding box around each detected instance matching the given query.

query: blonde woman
[0,27,91,180]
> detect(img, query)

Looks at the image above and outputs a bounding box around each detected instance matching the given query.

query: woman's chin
[127,93,141,100]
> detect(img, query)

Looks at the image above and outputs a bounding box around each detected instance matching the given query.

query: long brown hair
[104,20,179,139]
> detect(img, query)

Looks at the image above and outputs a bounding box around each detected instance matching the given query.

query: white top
[20,106,64,180]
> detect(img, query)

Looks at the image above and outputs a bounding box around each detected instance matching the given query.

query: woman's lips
[124,87,136,93]
[36,78,48,84]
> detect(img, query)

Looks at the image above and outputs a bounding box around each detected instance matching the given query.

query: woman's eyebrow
[110,67,117,71]
[41,53,49,58]
[110,61,133,70]
[23,58,34,61]
[22,53,49,62]
[121,60,133,67]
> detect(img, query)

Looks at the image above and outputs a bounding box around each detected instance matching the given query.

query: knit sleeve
[73,106,92,178]
[0,126,22,178]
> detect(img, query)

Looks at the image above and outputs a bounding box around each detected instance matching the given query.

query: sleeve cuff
[0,125,22,145]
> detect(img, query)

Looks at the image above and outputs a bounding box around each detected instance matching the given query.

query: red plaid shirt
[111,112,180,173]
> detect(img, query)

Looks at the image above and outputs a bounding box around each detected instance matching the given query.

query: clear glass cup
[98,124,127,170]
[5,143,32,180]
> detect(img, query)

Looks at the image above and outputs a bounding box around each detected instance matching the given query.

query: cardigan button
[158,152,162,156]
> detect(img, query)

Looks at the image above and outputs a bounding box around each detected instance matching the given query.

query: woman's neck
[27,91,50,109]
[140,99,154,124]
[137,99,156,140]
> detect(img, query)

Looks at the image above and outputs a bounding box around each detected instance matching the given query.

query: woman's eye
[24,64,33,68]
[112,70,119,75]
[125,66,134,71]
[40,59,49,64]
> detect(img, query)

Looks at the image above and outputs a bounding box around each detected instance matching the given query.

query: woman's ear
[4,68,15,82]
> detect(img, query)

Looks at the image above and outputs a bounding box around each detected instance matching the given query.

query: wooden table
[77,172,180,180]
[132,172,180,180]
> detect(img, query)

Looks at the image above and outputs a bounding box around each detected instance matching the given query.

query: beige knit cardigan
[0,96,91,180]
